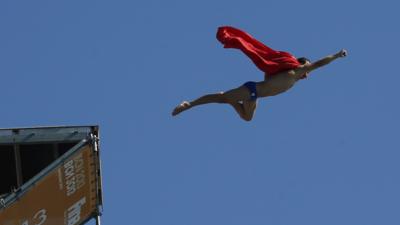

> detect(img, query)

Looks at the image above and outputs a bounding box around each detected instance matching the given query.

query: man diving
[172,26,347,121]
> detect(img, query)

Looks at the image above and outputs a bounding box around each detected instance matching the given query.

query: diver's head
[297,57,311,79]
[297,57,311,65]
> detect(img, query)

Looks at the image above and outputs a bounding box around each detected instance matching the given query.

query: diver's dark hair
[297,57,311,65]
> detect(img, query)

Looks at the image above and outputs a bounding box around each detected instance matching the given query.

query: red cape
[217,26,301,77]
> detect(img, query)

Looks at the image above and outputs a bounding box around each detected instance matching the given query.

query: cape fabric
[216,26,301,77]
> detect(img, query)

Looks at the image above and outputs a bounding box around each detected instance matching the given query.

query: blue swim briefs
[243,81,258,101]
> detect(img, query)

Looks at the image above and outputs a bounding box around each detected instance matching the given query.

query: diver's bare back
[257,71,301,97]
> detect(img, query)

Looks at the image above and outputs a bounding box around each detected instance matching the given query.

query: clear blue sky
[1,0,400,224]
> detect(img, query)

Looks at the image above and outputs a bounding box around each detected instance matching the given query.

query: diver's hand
[338,49,347,57]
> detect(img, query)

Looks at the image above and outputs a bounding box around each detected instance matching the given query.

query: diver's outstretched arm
[309,49,347,70]
[294,49,347,77]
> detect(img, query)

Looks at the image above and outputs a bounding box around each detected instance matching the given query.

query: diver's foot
[172,101,191,116]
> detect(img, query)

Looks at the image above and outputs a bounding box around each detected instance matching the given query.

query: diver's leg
[242,100,257,121]
[228,81,258,121]
[172,85,251,116]
[229,100,257,121]
[172,92,225,116]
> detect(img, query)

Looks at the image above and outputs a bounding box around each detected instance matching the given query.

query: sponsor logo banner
[0,145,97,225]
